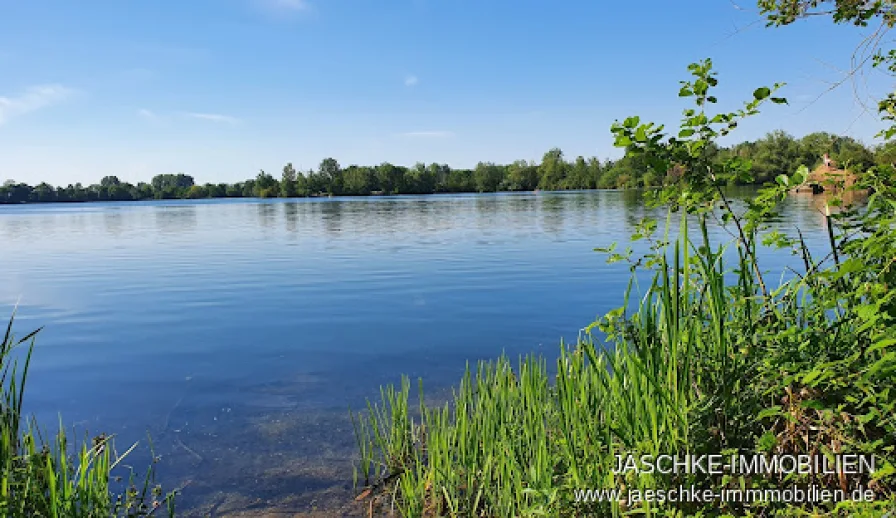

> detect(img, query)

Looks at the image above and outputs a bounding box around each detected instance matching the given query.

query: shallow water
[0,190,832,515]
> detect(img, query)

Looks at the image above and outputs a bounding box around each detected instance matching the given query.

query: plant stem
[710,173,770,301]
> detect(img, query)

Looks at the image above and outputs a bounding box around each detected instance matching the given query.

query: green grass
[0,312,176,517]
[354,210,896,517]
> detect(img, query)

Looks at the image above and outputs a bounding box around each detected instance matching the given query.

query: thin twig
[710,174,770,301]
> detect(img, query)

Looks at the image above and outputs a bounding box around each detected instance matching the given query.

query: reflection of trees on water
[154,205,197,235]
[0,216,35,241]
[1,210,93,242]
[773,190,869,232]
[539,195,567,235]
[103,210,124,237]
[407,199,438,233]
[256,202,277,229]
[284,202,300,234]
[475,196,502,232]
[320,201,344,235]
[505,194,537,214]
[559,192,601,229]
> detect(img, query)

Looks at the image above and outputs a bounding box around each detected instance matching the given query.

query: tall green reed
[353,212,783,516]
[353,60,896,517]
[0,312,176,517]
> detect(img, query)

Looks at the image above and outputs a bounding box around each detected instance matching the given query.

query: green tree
[537,148,568,190]
[445,168,475,192]
[566,156,590,190]
[281,163,298,197]
[405,163,437,194]
[375,162,403,194]
[295,172,309,197]
[473,162,504,192]
[100,176,121,188]
[306,171,327,195]
[832,137,874,172]
[226,183,243,197]
[186,185,208,199]
[108,183,136,201]
[875,140,896,166]
[135,182,153,199]
[343,165,373,195]
[31,183,56,202]
[428,163,452,192]
[319,158,342,195]
[587,158,603,188]
[506,160,539,191]
[254,170,278,197]
[150,173,194,198]
[799,131,838,168]
[241,179,257,198]
[750,130,804,183]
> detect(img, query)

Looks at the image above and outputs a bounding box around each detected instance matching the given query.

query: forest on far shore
[2,130,889,204]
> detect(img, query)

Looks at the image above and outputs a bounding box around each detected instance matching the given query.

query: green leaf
[757,432,777,452]
[623,116,640,129]
[614,136,632,148]
[694,79,708,96]
[872,462,895,480]
[801,368,823,385]
[775,174,789,187]
[868,338,896,354]
[792,165,809,185]
[757,406,782,420]
[753,87,771,100]
[770,97,788,104]
[634,127,647,142]
[800,400,825,410]
[867,352,896,376]
[678,129,695,138]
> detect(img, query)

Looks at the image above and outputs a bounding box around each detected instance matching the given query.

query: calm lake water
[0,190,832,515]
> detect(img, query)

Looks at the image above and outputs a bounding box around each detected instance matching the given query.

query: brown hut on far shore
[788,161,862,196]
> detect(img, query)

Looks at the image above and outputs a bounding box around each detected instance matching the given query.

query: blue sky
[0,0,890,185]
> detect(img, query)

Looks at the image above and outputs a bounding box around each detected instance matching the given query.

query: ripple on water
[0,191,831,514]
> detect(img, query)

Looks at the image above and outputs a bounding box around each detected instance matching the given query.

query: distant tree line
[1,131,888,204]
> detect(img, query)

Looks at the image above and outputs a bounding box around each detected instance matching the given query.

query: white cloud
[400,130,454,138]
[183,112,240,125]
[404,74,419,87]
[0,84,73,126]
[137,108,158,121]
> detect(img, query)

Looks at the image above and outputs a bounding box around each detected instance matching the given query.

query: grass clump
[0,313,177,517]
[353,62,896,517]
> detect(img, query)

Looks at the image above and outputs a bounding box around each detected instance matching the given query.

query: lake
[0,190,832,515]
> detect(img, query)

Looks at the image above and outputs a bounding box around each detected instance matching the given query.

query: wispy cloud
[0,84,73,126]
[404,74,419,87]
[183,112,241,125]
[270,0,309,10]
[256,0,311,15]
[400,130,454,138]
[137,108,158,121]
